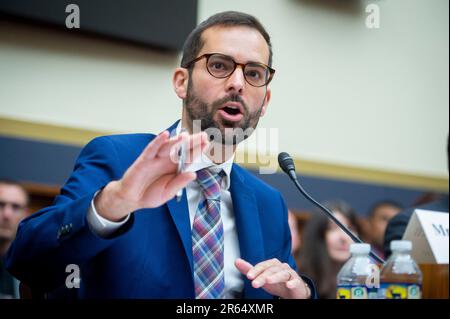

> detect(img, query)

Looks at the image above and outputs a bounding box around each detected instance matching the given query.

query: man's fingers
[118,131,209,208]
[236,258,302,296]
[234,258,254,276]
[264,268,294,285]
[179,132,209,165]
[286,277,301,290]
[247,258,281,280]
[141,131,171,160]
[162,171,197,201]
[160,131,208,163]
[139,131,208,168]
[251,266,284,288]
[157,134,187,159]
[121,132,185,197]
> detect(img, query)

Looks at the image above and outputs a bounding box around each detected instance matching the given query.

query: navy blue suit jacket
[6,122,315,299]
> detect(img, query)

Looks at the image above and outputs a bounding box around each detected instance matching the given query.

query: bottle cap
[390,240,412,252]
[350,243,370,254]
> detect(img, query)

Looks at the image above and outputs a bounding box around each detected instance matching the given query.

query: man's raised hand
[94,131,209,221]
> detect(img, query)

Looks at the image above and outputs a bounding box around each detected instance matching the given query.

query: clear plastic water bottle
[336,243,379,299]
[379,240,422,299]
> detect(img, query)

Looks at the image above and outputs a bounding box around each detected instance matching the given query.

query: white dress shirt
[87,123,244,298]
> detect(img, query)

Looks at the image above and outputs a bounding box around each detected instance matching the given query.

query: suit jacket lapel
[166,191,194,277]
[230,165,266,298]
[166,120,180,137]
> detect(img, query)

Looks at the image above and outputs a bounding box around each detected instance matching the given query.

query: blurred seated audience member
[298,200,360,299]
[288,210,301,255]
[0,179,29,299]
[411,192,445,207]
[365,200,402,260]
[384,192,448,258]
[384,139,448,258]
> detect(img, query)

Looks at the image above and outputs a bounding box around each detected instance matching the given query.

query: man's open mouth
[218,102,244,123]
[221,105,242,116]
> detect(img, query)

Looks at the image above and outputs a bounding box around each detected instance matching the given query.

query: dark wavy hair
[298,200,360,299]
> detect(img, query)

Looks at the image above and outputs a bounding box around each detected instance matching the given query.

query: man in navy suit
[6,11,315,299]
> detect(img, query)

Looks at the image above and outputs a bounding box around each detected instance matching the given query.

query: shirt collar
[175,121,234,190]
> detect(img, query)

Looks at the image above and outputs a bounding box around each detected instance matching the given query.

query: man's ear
[173,67,189,99]
[260,87,271,117]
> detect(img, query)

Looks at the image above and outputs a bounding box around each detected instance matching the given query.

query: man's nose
[225,65,245,94]
[1,206,15,220]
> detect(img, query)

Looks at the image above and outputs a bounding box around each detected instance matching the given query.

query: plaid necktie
[192,168,226,299]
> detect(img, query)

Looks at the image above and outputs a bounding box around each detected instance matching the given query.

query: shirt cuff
[87,191,131,238]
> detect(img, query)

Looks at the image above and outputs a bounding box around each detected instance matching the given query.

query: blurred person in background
[384,192,448,258]
[384,139,449,258]
[298,200,360,299]
[0,179,29,299]
[365,200,402,260]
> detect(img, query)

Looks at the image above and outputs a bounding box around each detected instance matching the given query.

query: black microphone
[278,152,385,264]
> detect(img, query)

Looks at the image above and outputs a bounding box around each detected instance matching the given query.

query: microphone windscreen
[278,152,296,174]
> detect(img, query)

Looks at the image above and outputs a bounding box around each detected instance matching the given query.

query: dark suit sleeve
[5,136,135,292]
[300,275,317,299]
[278,193,318,299]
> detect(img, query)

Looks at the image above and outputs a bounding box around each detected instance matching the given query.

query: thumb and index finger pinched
[130,130,209,183]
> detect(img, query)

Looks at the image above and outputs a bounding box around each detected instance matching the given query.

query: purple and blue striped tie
[192,168,225,299]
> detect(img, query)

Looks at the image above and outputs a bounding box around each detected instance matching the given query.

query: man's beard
[183,79,263,145]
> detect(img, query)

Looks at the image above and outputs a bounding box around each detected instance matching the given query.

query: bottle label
[380,283,422,299]
[336,285,378,299]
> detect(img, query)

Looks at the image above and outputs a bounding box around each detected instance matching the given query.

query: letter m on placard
[432,223,449,237]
